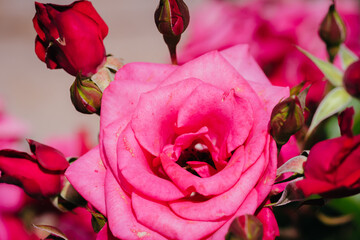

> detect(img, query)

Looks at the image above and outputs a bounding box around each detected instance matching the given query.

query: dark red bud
[318,4,346,62]
[154,0,189,37]
[343,60,360,99]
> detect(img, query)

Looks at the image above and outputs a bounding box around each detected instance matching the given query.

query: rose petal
[207,189,258,240]
[100,62,176,131]
[104,171,166,240]
[161,146,245,196]
[131,78,203,156]
[99,116,130,177]
[220,44,270,85]
[27,139,69,171]
[176,83,253,155]
[118,124,186,201]
[65,147,106,214]
[132,192,226,240]
[168,153,265,221]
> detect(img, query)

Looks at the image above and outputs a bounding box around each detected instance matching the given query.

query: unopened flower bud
[270,96,305,145]
[154,0,190,64]
[343,60,360,99]
[155,0,189,37]
[70,56,122,114]
[70,77,102,115]
[318,4,346,62]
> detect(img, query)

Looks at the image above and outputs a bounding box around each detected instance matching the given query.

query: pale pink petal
[99,116,130,177]
[131,78,202,156]
[161,146,245,196]
[65,147,106,215]
[168,153,265,221]
[104,171,166,240]
[220,44,270,85]
[207,190,258,240]
[118,124,186,201]
[132,192,226,240]
[100,62,177,131]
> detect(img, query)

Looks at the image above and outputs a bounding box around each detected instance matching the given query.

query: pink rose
[66,45,288,239]
[33,1,108,77]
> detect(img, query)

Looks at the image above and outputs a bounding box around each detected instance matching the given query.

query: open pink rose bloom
[66,45,288,239]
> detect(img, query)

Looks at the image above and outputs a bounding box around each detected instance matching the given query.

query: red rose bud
[296,134,360,198]
[0,140,69,198]
[70,77,102,115]
[270,96,305,145]
[226,215,263,240]
[154,0,190,64]
[318,4,346,62]
[343,60,360,99]
[33,1,108,77]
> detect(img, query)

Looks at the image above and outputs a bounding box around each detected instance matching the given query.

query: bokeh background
[0,0,204,142]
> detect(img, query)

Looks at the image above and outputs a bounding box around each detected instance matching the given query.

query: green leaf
[339,45,358,70]
[276,151,309,178]
[307,87,352,138]
[296,46,343,87]
[91,212,107,233]
[268,179,305,207]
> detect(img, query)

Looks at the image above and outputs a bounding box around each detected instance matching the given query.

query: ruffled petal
[100,62,176,131]
[168,153,265,221]
[65,147,106,214]
[132,192,225,240]
[118,124,186,201]
[131,78,202,156]
[161,146,245,196]
[104,171,166,240]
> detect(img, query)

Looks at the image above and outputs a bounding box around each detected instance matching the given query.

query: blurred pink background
[0,0,203,142]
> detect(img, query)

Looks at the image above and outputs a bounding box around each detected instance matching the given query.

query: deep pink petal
[207,189,258,240]
[168,153,265,221]
[99,116,131,177]
[161,146,245,196]
[27,139,69,171]
[65,147,106,214]
[104,171,166,240]
[131,78,203,156]
[256,207,280,240]
[100,62,176,132]
[118,124,186,201]
[176,83,253,155]
[132,192,225,240]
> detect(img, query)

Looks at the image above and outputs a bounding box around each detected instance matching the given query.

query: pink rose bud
[33,1,108,77]
[70,77,102,115]
[0,140,69,198]
[318,4,346,62]
[154,0,190,64]
[270,96,304,145]
[343,60,360,99]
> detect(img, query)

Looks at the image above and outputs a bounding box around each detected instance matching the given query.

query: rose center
[175,141,216,177]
